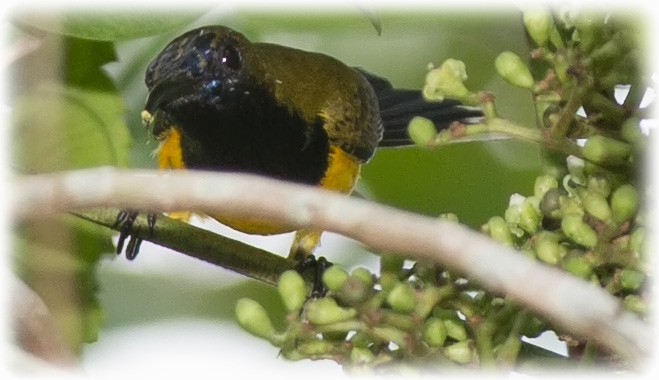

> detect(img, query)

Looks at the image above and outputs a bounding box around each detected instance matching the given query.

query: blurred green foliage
[10,6,544,357]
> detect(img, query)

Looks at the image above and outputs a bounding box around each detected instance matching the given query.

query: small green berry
[619,269,644,290]
[486,216,514,246]
[534,231,564,265]
[277,270,307,312]
[444,340,474,364]
[586,173,612,197]
[386,282,417,314]
[322,265,349,292]
[559,197,584,217]
[611,184,639,224]
[338,276,371,306]
[519,197,541,234]
[621,117,643,145]
[583,135,632,163]
[523,6,554,46]
[306,298,357,325]
[582,190,612,221]
[350,347,375,364]
[574,14,602,53]
[408,116,437,147]
[563,256,593,279]
[562,214,598,248]
[443,316,468,341]
[534,174,559,200]
[235,298,275,340]
[495,51,534,89]
[351,267,374,287]
[423,317,448,347]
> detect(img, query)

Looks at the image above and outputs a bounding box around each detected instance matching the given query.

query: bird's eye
[221,45,242,70]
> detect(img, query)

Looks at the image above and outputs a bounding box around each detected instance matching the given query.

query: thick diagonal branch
[12,168,652,366]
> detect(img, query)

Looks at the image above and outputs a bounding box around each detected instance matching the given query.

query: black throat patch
[168,82,330,185]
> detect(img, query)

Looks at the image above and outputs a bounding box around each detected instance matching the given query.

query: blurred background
[8,2,573,377]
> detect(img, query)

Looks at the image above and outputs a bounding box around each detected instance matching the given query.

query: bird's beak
[144,78,203,114]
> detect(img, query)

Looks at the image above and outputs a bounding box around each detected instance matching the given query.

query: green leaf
[13,82,131,172]
[14,12,205,41]
[64,38,117,88]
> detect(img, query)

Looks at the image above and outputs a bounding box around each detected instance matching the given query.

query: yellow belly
[157,126,361,251]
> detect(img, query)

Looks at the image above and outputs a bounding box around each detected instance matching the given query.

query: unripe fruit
[582,190,612,221]
[534,174,559,200]
[351,267,374,287]
[423,317,448,347]
[523,7,554,46]
[619,269,644,290]
[621,117,643,145]
[322,265,349,292]
[306,298,357,325]
[444,340,474,364]
[235,298,275,340]
[408,116,437,147]
[350,347,375,364]
[277,270,307,312]
[486,216,514,246]
[386,282,417,314]
[586,173,612,197]
[562,214,598,248]
[583,135,631,163]
[611,184,639,224]
[495,51,534,89]
[535,231,564,265]
[563,255,593,279]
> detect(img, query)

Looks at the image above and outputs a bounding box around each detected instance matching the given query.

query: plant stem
[495,310,530,367]
[472,319,496,369]
[72,208,299,287]
[551,87,584,139]
[459,118,633,172]
[622,82,646,111]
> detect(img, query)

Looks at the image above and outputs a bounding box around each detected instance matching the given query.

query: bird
[117,24,482,263]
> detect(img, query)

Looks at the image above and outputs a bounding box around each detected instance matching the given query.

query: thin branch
[11,168,652,366]
[446,118,632,172]
[72,208,298,287]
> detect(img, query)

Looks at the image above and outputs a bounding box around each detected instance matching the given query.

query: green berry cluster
[235,7,649,371]
[489,5,650,353]
[236,255,552,372]
[484,157,646,313]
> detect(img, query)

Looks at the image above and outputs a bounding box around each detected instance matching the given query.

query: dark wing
[354,68,483,147]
